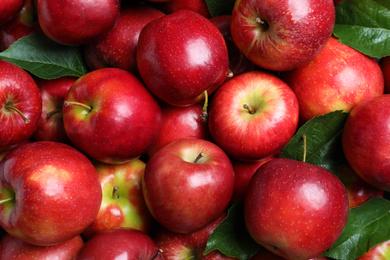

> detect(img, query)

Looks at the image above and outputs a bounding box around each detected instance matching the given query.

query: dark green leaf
[205,0,236,17]
[0,33,89,79]
[321,197,390,260]
[333,0,390,58]
[280,110,349,174]
[204,203,261,259]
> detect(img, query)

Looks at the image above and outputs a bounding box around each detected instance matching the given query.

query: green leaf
[333,0,390,58]
[280,110,349,174]
[204,203,261,259]
[205,0,236,17]
[321,197,390,260]
[0,33,89,79]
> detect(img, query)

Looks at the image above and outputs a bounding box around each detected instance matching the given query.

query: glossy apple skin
[37,0,120,45]
[0,0,24,26]
[0,60,41,152]
[33,76,77,144]
[143,138,235,234]
[281,37,384,125]
[244,158,349,260]
[137,9,229,107]
[82,159,154,239]
[231,0,335,71]
[380,56,390,93]
[63,68,163,164]
[0,234,84,260]
[342,95,390,191]
[147,102,210,157]
[356,239,390,260]
[208,71,299,162]
[152,0,211,18]
[0,141,102,246]
[83,2,164,75]
[76,228,163,260]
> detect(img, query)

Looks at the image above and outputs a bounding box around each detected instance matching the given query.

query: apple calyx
[112,185,120,199]
[3,102,31,123]
[64,100,93,112]
[194,152,204,164]
[243,104,256,114]
[255,17,269,32]
[201,90,209,123]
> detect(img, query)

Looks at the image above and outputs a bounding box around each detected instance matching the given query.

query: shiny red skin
[153,0,211,18]
[281,37,384,125]
[356,239,390,260]
[33,76,77,144]
[83,2,164,75]
[380,56,390,94]
[208,71,299,162]
[342,95,390,191]
[76,228,163,260]
[37,0,120,45]
[137,9,229,107]
[0,141,102,246]
[0,0,24,26]
[244,158,349,260]
[0,60,41,152]
[0,234,84,260]
[146,102,210,157]
[231,0,335,71]
[63,68,163,164]
[142,138,235,234]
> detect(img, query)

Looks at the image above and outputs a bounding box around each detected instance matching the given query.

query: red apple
[208,70,299,162]
[356,239,390,260]
[0,234,84,259]
[137,9,229,107]
[152,0,211,18]
[142,138,235,234]
[380,56,390,94]
[0,0,24,26]
[83,2,165,75]
[0,141,102,246]
[342,95,390,191]
[37,0,120,45]
[244,158,349,260]
[230,0,335,71]
[32,76,77,144]
[0,60,42,152]
[82,159,154,239]
[280,37,384,125]
[63,67,163,164]
[76,228,163,260]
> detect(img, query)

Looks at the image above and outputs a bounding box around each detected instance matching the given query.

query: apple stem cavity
[112,185,120,199]
[243,104,256,114]
[194,152,204,164]
[64,100,93,112]
[201,90,208,123]
[46,108,62,119]
[302,135,307,163]
[4,102,31,123]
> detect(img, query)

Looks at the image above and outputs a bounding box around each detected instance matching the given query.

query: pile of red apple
[0,0,389,259]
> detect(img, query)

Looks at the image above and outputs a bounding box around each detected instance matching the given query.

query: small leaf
[333,0,390,58]
[205,0,236,17]
[280,110,349,174]
[204,203,261,259]
[321,197,390,260]
[0,33,89,79]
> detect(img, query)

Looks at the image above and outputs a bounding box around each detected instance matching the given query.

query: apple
[230,0,335,71]
[244,158,349,260]
[152,0,211,18]
[0,0,24,26]
[63,67,163,164]
[82,159,154,239]
[36,0,120,45]
[356,239,390,260]
[142,138,235,234]
[0,141,102,246]
[32,76,77,144]
[0,234,84,259]
[380,56,390,93]
[280,37,384,125]
[137,9,229,107]
[208,70,299,162]
[146,102,211,157]
[0,60,42,152]
[342,95,390,191]
[83,2,165,75]
[76,228,163,260]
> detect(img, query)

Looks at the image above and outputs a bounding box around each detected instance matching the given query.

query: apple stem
[0,197,14,204]
[243,104,256,114]
[152,249,163,260]
[194,152,204,164]
[63,100,93,112]
[112,185,120,199]
[201,90,208,123]
[46,108,62,119]
[227,68,234,79]
[3,102,31,123]
[256,17,265,25]
[302,135,307,163]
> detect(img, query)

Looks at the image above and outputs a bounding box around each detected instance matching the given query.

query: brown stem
[243,104,256,114]
[0,197,13,204]
[4,103,30,123]
[152,249,163,260]
[201,90,208,123]
[46,108,62,119]
[64,101,93,112]
[256,17,265,24]
[112,185,120,199]
[302,135,307,163]
[194,152,204,164]
[227,68,234,78]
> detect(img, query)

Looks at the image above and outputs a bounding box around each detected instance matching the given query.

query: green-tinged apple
[208,70,299,162]
[152,0,211,18]
[137,9,229,107]
[63,67,163,164]
[0,234,84,260]
[281,37,384,125]
[356,239,390,260]
[0,141,102,246]
[244,158,349,260]
[342,95,390,191]
[380,56,390,93]
[230,0,335,71]
[0,60,42,152]
[0,0,24,26]
[142,138,235,234]
[76,228,163,260]
[82,159,154,239]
